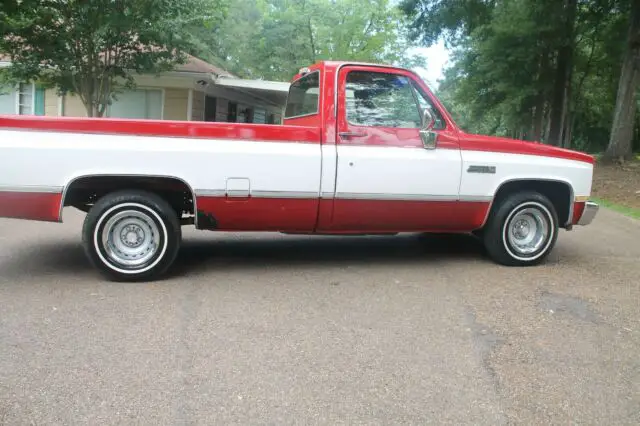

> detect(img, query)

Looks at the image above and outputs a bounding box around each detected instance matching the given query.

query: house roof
[175,54,235,77]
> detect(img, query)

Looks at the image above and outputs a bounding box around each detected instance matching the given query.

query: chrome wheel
[100,209,161,269]
[503,203,553,260]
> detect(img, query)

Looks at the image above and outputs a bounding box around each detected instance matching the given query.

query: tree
[0,0,227,117]
[546,0,578,147]
[401,0,635,154]
[604,0,640,161]
[195,0,426,81]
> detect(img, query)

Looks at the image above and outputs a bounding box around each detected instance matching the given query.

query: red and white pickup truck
[0,61,598,281]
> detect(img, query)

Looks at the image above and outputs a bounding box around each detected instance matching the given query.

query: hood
[458,131,595,165]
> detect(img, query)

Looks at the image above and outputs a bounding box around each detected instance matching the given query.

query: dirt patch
[592,159,640,210]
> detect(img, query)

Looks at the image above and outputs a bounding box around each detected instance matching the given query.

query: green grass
[591,197,640,219]
[589,153,640,161]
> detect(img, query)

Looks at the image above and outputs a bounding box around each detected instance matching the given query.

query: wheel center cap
[121,225,144,248]
[514,220,530,238]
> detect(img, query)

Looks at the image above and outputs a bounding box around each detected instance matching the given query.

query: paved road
[0,207,639,424]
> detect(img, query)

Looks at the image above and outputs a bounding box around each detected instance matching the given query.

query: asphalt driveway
[0,207,639,424]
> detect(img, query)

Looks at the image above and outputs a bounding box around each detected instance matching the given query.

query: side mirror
[419,108,437,149]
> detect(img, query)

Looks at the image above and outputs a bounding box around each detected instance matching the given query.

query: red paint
[458,133,595,164]
[329,199,490,232]
[197,195,490,233]
[572,201,586,224]
[0,115,321,144]
[0,192,62,222]
[196,196,320,231]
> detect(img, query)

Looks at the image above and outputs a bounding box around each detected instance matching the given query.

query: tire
[82,190,181,282]
[482,191,559,266]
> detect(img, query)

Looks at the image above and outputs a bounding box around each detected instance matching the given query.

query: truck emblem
[467,165,496,174]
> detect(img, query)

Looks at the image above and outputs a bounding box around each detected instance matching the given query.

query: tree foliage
[192,0,426,81]
[0,0,227,117]
[402,0,639,157]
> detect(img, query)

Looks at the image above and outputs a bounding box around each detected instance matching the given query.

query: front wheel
[82,190,181,281]
[482,191,559,266]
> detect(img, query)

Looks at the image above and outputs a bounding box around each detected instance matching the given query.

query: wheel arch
[480,178,575,229]
[59,173,198,227]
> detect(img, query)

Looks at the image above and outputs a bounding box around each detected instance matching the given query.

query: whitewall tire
[82,190,181,281]
[483,191,559,266]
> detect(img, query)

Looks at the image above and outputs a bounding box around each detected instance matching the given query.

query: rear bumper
[577,201,599,226]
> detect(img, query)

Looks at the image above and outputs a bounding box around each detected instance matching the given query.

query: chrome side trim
[0,185,63,193]
[194,189,226,197]
[335,193,492,202]
[577,201,599,226]
[459,195,493,202]
[194,189,319,199]
[253,190,320,199]
[336,192,453,201]
[193,190,493,203]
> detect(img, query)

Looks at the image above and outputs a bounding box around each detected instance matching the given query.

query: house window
[107,89,163,119]
[0,83,42,115]
[253,108,266,124]
[18,83,33,115]
[0,88,15,115]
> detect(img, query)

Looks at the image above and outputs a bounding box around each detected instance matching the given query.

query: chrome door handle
[338,131,367,138]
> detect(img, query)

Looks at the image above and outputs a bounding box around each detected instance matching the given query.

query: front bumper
[577,201,599,226]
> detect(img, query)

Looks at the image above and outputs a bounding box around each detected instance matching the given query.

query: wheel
[82,190,181,281]
[482,191,558,266]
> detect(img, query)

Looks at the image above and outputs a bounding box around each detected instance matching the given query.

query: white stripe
[460,150,593,198]
[0,129,593,219]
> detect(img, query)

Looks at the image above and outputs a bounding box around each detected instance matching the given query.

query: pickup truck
[0,61,598,281]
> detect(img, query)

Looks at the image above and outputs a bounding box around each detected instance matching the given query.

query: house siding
[163,88,188,121]
[44,89,58,116]
[63,95,87,117]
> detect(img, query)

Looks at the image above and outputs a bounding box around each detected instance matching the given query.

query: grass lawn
[591,157,640,219]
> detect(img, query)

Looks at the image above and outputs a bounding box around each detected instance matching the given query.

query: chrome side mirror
[419,108,438,150]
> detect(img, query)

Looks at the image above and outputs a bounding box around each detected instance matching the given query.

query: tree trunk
[532,53,550,142]
[543,104,551,142]
[562,109,574,148]
[547,0,577,146]
[604,1,640,162]
[532,96,546,141]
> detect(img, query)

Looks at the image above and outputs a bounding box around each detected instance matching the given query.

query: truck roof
[292,60,413,82]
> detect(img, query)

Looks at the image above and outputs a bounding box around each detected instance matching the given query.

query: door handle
[338,131,367,138]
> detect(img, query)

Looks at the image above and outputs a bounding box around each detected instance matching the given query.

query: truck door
[329,65,470,232]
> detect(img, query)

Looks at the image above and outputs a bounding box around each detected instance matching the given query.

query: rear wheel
[483,191,558,266]
[82,190,181,281]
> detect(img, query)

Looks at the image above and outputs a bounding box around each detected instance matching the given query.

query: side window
[284,71,319,118]
[345,71,422,128]
[410,81,446,130]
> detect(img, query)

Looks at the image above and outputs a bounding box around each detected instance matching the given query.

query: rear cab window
[284,71,320,119]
